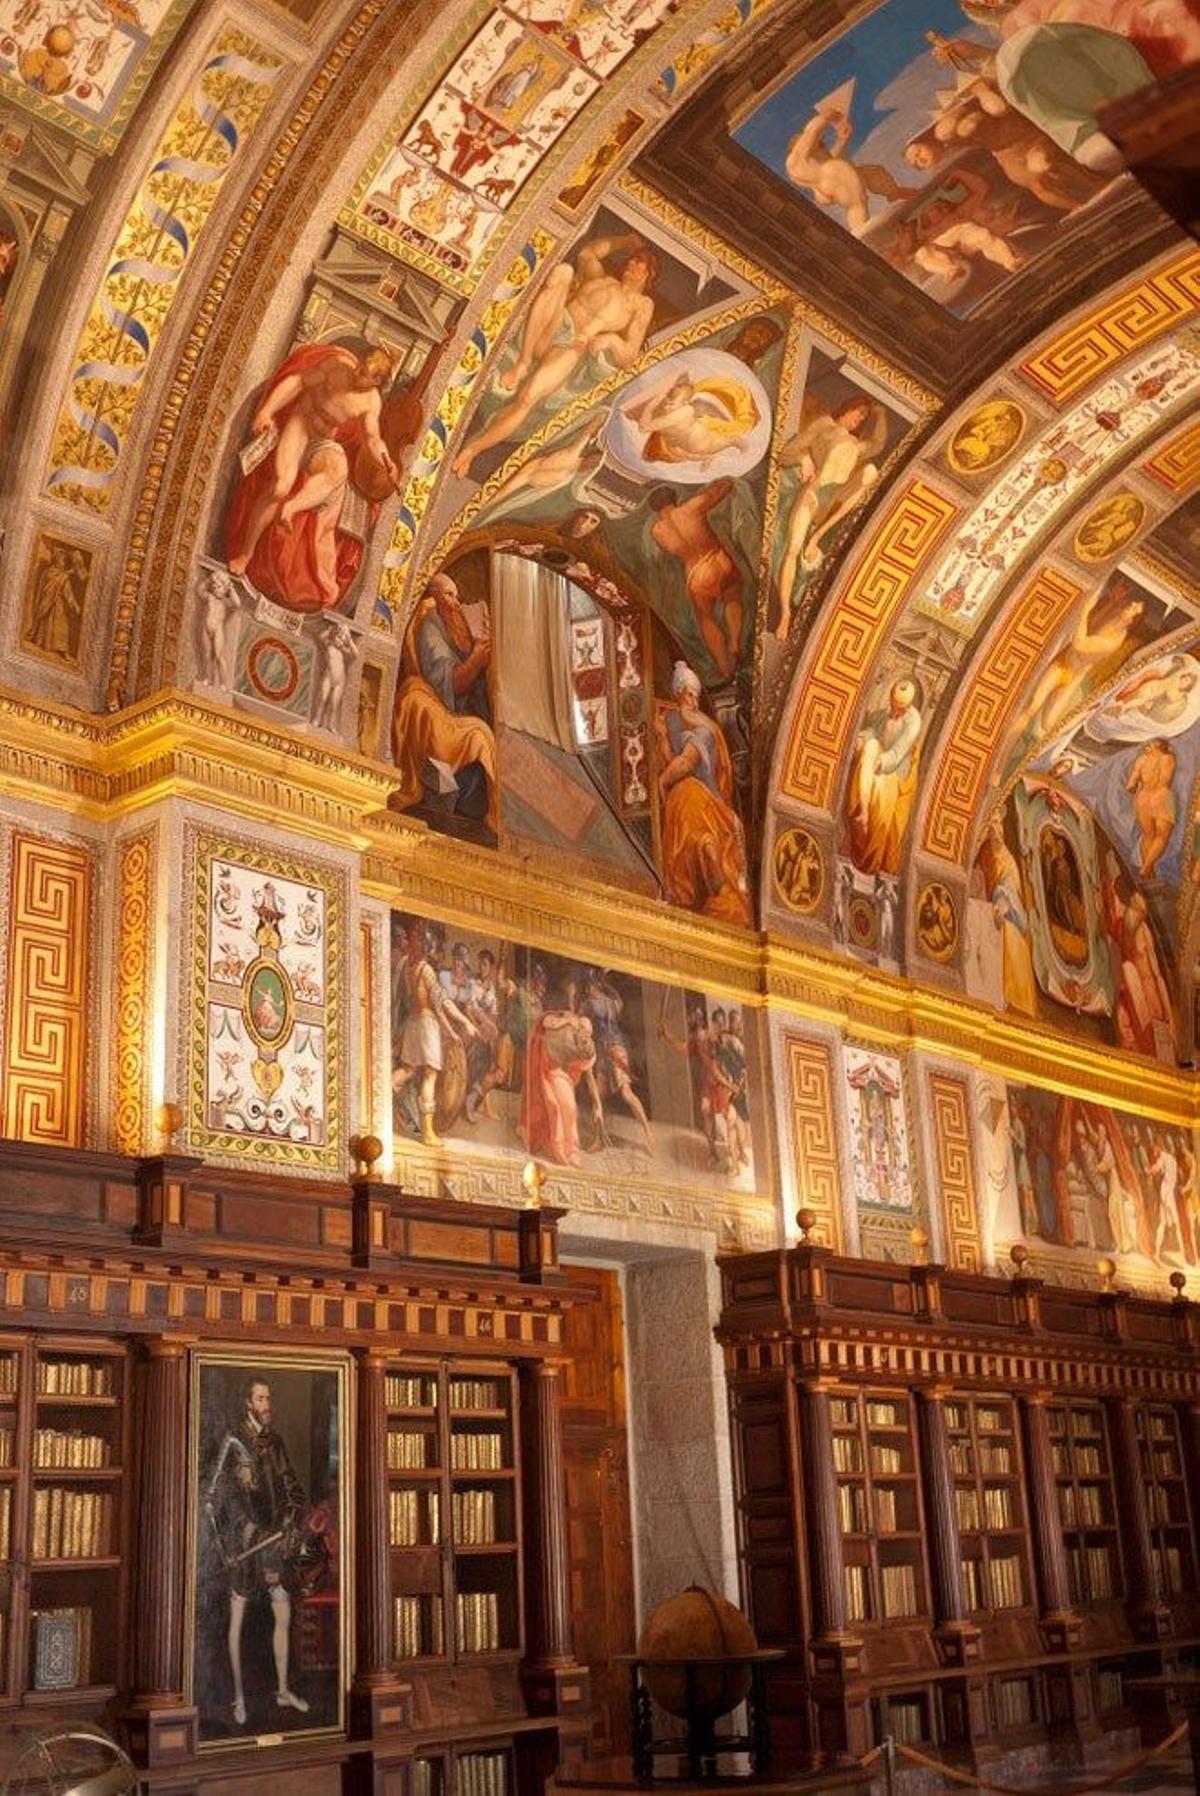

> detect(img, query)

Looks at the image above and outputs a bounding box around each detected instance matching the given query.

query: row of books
[0,1486,10,1561]
[390,1487,439,1547]
[1060,1483,1105,1526]
[1070,1411,1104,1440]
[33,1428,110,1469]
[37,1361,113,1397]
[1145,1446,1181,1479]
[0,1428,11,1467]
[832,1435,862,1474]
[887,1698,925,1745]
[992,1677,1035,1731]
[872,1444,903,1476]
[32,1487,112,1560]
[451,1380,507,1412]
[845,1563,869,1623]
[837,1484,865,1534]
[451,1433,506,1472]
[978,1445,1012,1476]
[949,1443,972,1476]
[1158,1543,1186,1594]
[1072,1446,1103,1476]
[0,1357,16,1396]
[386,1374,436,1410]
[1144,1413,1176,1443]
[976,1407,1008,1435]
[957,1484,1015,1533]
[865,1402,902,1428]
[831,1399,858,1428]
[410,1761,443,1796]
[457,1591,501,1652]
[458,1754,509,1796]
[388,1430,434,1470]
[394,1594,443,1659]
[1148,1487,1184,1524]
[1068,1543,1115,1600]
[453,1488,499,1545]
[31,1606,92,1690]
[880,1561,918,1618]
[989,1554,1024,1608]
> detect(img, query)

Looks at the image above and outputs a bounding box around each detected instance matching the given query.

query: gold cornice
[764,933,1197,1126]
[1,687,1197,1120]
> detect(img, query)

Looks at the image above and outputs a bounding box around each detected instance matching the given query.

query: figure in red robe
[226,343,402,614]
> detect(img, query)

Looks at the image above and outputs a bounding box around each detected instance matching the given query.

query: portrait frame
[185,1347,351,1751]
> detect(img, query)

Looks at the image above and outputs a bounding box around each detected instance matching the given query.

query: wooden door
[560,1263,636,1758]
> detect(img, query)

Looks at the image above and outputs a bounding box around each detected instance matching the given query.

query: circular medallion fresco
[947,399,1025,476]
[916,882,958,962]
[1073,491,1146,563]
[774,825,823,914]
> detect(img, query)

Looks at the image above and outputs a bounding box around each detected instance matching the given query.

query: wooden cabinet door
[560,1264,636,1758]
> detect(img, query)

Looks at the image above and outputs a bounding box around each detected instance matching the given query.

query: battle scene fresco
[733,0,1199,316]
[991,1078,1197,1276]
[389,908,761,1192]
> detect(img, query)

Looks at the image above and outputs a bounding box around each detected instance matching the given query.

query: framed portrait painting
[186,1349,350,1748]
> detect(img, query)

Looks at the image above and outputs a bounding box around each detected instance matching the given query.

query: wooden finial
[910,1226,930,1265]
[1097,1256,1117,1294]
[350,1132,383,1177]
[1170,1270,1187,1304]
[1009,1242,1030,1275]
[795,1207,817,1244]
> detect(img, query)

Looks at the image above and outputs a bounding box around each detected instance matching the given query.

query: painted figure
[846,679,922,875]
[1100,861,1175,1059]
[226,344,398,613]
[522,1007,597,1166]
[622,368,760,465]
[785,93,918,234]
[1125,737,1177,878]
[391,572,497,835]
[774,393,888,637]
[24,540,87,662]
[453,232,658,477]
[392,920,478,1147]
[204,1377,309,1728]
[976,816,1038,1015]
[654,661,751,925]
[648,481,743,681]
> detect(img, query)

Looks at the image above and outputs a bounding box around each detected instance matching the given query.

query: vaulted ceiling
[1,0,1197,1061]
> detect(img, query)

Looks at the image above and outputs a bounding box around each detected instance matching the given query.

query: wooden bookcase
[1049,1400,1124,1608]
[945,1397,1031,1617]
[0,1336,128,1717]
[1135,1403,1194,1600]
[0,1145,593,1795]
[388,1361,523,1670]
[719,1243,1200,1773]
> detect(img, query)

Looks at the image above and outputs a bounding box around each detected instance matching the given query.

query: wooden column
[1105,1395,1170,1641]
[915,1388,986,1757]
[1181,1403,1200,1539]
[519,1360,590,1763]
[351,1348,412,1740]
[120,1336,197,1765]
[796,1375,867,1762]
[1019,1394,1091,1739]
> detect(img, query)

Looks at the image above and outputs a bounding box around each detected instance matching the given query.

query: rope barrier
[882,1721,1187,1796]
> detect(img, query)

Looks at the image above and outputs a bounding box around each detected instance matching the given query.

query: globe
[637,1586,758,1721]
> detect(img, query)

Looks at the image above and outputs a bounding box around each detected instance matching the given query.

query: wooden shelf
[31,1466,121,1481]
[35,1395,118,1409]
[21,1683,116,1707]
[454,1542,518,1556]
[32,1556,120,1571]
[451,1468,515,1481]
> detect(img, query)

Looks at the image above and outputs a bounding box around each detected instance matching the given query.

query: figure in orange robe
[521,1010,596,1167]
[654,662,751,927]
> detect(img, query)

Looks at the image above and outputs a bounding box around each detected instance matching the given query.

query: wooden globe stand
[617,1650,784,1782]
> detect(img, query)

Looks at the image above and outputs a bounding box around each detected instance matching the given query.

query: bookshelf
[1048,1401,1123,1607]
[945,1398,1031,1616]
[0,1336,127,1713]
[831,1391,925,1626]
[1135,1404,1193,1599]
[388,1361,521,1669]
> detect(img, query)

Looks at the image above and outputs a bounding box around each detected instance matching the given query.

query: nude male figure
[786,105,916,236]
[648,479,743,682]
[1126,737,1177,880]
[452,233,657,479]
[229,347,397,577]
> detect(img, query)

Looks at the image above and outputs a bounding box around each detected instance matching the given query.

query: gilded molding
[112,829,156,1155]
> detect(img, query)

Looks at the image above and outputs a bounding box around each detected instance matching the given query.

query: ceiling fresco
[0,0,1197,1072]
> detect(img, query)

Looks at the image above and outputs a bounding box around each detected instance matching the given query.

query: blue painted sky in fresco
[734,0,992,199]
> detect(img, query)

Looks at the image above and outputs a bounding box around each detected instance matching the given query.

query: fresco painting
[0,0,187,144]
[1000,1080,1196,1273]
[842,1045,913,1214]
[451,207,739,485]
[770,345,909,642]
[389,907,758,1190]
[732,0,1199,315]
[968,778,1179,1063]
[924,335,1200,625]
